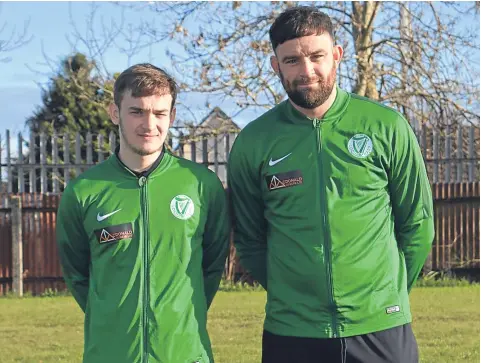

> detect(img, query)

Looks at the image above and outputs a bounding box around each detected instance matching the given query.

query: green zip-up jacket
[56,150,230,363]
[227,87,434,339]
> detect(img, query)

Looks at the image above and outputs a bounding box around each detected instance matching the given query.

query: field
[0,286,478,362]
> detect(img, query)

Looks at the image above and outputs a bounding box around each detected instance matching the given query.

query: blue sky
[0,1,259,139]
[1,2,133,135]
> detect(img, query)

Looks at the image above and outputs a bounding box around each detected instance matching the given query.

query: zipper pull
[138,176,147,187]
[313,118,321,128]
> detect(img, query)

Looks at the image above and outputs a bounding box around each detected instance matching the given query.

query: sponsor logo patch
[94,223,133,244]
[348,134,373,158]
[386,305,401,314]
[265,170,303,191]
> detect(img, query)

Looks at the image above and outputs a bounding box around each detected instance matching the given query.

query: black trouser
[262,324,418,363]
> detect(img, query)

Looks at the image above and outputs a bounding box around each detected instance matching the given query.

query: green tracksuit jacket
[227,87,435,339]
[56,150,230,363]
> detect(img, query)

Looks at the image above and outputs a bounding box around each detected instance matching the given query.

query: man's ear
[333,45,344,66]
[270,55,280,76]
[109,103,120,126]
[169,107,176,127]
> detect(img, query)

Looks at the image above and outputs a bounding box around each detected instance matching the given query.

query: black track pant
[262,324,418,363]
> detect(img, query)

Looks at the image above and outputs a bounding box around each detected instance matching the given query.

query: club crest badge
[348,134,373,158]
[170,195,195,220]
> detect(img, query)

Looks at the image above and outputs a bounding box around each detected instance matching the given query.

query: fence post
[52,131,59,193]
[468,126,475,182]
[456,125,463,183]
[445,126,452,183]
[6,130,12,193]
[63,134,70,187]
[202,136,208,166]
[11,195,23,297]
[109,131,116,155]
[75,132,82,177]
[190,140,196,162]
[98,134,104,162]
[433,130,439,183]
[214,133,219,174]
[421,124,427,159]
[17,133,24,193]
[29,132,36,193]
[40,132,47,193]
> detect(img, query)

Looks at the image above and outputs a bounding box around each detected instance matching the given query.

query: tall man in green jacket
[228,6,434,363]
[56,63,230,363]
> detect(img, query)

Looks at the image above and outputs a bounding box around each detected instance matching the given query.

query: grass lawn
[0,286,478,363]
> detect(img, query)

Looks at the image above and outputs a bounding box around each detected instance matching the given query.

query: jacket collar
[108,145,172,178]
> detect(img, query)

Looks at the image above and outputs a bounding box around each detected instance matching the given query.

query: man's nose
[299,58,316,78]
[143,112,157,130]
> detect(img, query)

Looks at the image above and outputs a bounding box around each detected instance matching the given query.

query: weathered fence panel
[0,183,478,295]
[1,126,478,194]
[430,182,480,270]
[0,194,66,296]
[414,125,480,184]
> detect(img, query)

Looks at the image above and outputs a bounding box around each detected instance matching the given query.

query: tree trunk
[352,1,380,100]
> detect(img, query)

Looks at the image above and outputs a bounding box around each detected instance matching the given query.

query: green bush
[218,279,264,292]
[40,288,72,298]
[415,271,477,287]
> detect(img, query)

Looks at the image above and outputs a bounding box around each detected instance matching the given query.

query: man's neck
[118,146,162,173]
[290,86,337,120]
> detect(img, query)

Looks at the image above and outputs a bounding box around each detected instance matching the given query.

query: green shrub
[415,271,477,287]
[218,279,264,292]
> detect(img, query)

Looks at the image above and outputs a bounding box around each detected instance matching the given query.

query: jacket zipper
[139,176,150,362]
[313,118,337,337]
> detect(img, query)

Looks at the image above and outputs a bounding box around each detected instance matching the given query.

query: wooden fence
[0,194,65,295]
[428,182,480,270]
[0,125,479,194]
[0,182,479,295]
[0,128,238,193]
[416,124,480,184]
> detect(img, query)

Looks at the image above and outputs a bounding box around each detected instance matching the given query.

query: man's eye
[286,59,297,64]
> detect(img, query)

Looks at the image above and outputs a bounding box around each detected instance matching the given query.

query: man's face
[109,90,175,156]
[271,34,343,109]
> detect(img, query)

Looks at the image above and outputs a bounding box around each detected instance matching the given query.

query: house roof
[172,107,241,150]
[193,107,241,135]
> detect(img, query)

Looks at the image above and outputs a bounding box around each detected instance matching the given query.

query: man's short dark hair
[113,63,178,111]
[269,6,334,52]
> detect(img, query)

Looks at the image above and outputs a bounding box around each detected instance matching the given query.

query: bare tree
[127,1,479,128]
[0,4,32,63]
[72,1,479,129]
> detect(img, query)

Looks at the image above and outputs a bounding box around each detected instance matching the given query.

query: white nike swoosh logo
[97,209,122,222]
[268,153,292,166]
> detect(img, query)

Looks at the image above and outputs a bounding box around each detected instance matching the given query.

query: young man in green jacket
[56,63,230,363]
[228,7,434,363]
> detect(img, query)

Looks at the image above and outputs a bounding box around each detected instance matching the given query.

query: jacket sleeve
[227,136,268,289]
[56,185,90,312]
[388,116,435,292]
[202,173,230,309]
